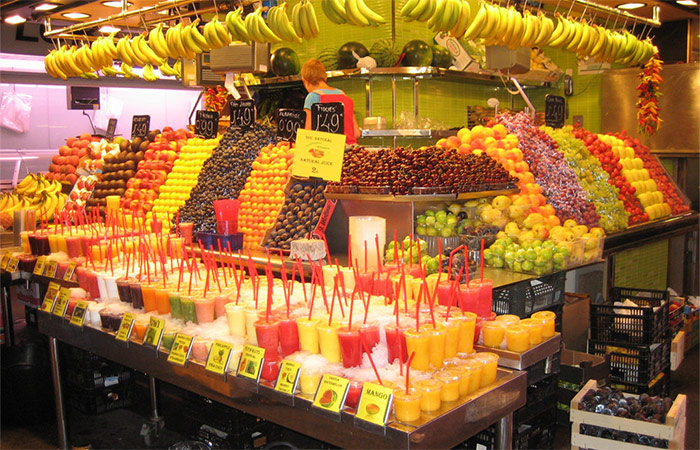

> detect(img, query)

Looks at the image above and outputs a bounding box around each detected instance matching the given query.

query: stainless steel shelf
[361,129,458,138]
[324,188,519,203]
[474,334,562,371]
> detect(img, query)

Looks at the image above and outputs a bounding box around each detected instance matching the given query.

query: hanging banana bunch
[267,3,303,43]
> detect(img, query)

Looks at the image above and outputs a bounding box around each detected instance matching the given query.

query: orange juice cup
[442,319,461,359]
[481,321,506,348]
[494,314,520,326]
[299,368,321,395]
[296,317,320,354]
[225,303,246,338]
[415,379,442,412]
[404,327,432,371]
[194,297,215,323]
[316,322,341,363]
[155,288,171,315]
[472,352,499,388]
[435,370,460,402]
[505,325,530,353]
[531,311,556,338]
[141,285,158,313]
[429,325,448,368]
[455,312,477,354]
[132,316,149,341]
[460,359,483,394]
[519,318,543,345]
[393,387,422,423]
[452,365,471,396]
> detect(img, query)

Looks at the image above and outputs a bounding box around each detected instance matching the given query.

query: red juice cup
[278,316,300,357]
[371,273,389,297]
[357,272,373,295]
[76,266,89,291]
[436,281,452,306]
[385,324,408,364]
[457,282,479,313]
[260,358,280,383]
[359,322,380,354]
[65,236,82,257]
[470,278,493,317]
[345,380,364,409]
[337,328,363,368]
[85,271,100,300]
[194,297,215,324]
[66,299,77,317]
[180,222,194,245]
[255,320,280,360]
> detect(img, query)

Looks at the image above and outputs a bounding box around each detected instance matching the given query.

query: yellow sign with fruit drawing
[205,340,233,375]
[292,129,345,182]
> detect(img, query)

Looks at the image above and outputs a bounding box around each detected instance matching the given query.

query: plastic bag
[0,91,32,133]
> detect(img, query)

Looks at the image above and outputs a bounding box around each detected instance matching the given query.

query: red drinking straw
[448,245,465,283]
[375,234,382,276]
[415,284,421,333]
[393,229,398,265]
[405,352,416,394]
[327,276,338,327]
[361,339,382,386]
[347,234,352,268]
[217,240,227,287]
[266,269,273,323]
[363,240,368,273]
[445,266,465,321]
[295,257,307,305]
[480,238,485,282]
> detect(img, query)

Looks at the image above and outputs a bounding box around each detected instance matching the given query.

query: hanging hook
[565,0,576,18]
[603,9,611,28]
[553,0,563,15]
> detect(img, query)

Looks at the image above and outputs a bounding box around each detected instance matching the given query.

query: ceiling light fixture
[616,2,646,9]
[98,25,121,33]
[676,0,697,5]
[62,12,90,19]
[34,3,59,11]
[101,1,132,7]
[4,15,27,24]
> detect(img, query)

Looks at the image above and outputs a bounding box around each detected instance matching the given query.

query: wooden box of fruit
[570,379,686,450]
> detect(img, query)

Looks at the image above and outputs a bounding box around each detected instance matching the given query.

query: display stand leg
[495,412,513,450]
[1,279,14,346]
[141,375,165,446]
[49,336,69,450]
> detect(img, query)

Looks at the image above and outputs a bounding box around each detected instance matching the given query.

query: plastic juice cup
[531,311,556,338]
[244,306,260,345]
[457,282,479,313]
[47,233,59,253]
[482,321,506,348]
[56,234,68,254]
[278,316,300,356]
[180,296,198,324]
[455,312,477,354]
[495,314,520,326]
[410,278,425,303]
[472,352,499,388]
[460,359,482,394]
[429,325,448,368]
[86,271,101,300]
[162,328,181,350]
[435,370,461,402]
[109,312,124,332]
[169,291,183,320]
[155,288,171,315]
[191,338,210,361]
[296,318,320,354]
[384,324,407,364]
[65,236,82,257]
[442,319,461,359]
[299,368,321,395]
[317,322,341,363]
[404,327,432,371]
[116,279,132,304]
[393,387,422,423]
[391,274,413,301]
[96,274,109,301]
[337,327,363,368]
[340,267,356,293]
[471,279,493,318]
[34,234,50,255]
[194,297,215,324]
[359,322,380,354]
[505,325,530,353]
[141,285,158,313]
[415,379,442,412]
[260,358,280,383]
[255,320,280,360]
[213,294,231,319]
[129,282,144,309]
[452,365,471,396]
[518,318,543,345]
[225,303,246,338]
[20,231,31,253]
[345,380,364,408]
[372,273,389,297]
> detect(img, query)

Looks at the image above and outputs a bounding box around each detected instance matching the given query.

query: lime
[416,225,427,235]
[426,258,439,272]
[425,210,435,217]
[416,215,427,225]
[435,210,448,224]
[440,228,454,237]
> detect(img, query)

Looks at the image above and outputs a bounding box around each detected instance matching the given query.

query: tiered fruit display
[63,175,99,214]
[238,142,294,249]
[178,123,277,233]
[121,128,191,216]
[543,126,628,232]
[46,133,104,185]
[0,174,67,227]
[415,200,503,238]
[572,128,646,226]
[484,236,572,275]
[385,236,428,267]
[151,136,220,223]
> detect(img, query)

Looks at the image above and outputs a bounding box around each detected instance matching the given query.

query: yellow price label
[44,260,58,278]
[143,317,165,348]
[70,300,89,326]
[312,374,349,413]
[64,262,77,281]
[0,252,10,270]
[205,340,234,375]
[33,256,46,275]
[237,344,266,382]
[274,360,301,395]
[291,128,346,182]
[7,257,19,273]
[53,287,71,317]
[167,334,194,366]
[40,282,61,312]
[355,382,393,426]
[115,312,135,341]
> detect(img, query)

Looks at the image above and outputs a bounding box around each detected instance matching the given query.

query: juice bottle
[414,379,441,412]
[393,387,422,423]
[296,317,320,354]
[337,327,362,368]
[316,322,341,363]
[404,327,431,371]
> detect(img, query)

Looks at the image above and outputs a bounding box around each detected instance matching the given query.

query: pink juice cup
[457,283,479,313]
[337,327,363,368]
[85,270,101,300]
[371,273,389,297]
[278,316,300,357]
[65,236,82,258]
[194,297,215,324]
[436,281,452,306]
[255,320,280,360]
[179,222,194,245]
[213,294,231,319]
[345,380,364,408]
[385,324,408,364]
[356,272,374,295]
[192,338,211,361]
[359,322,380,354]
[470,279,493,318]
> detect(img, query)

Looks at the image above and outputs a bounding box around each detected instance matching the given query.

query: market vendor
[301,58,361,145]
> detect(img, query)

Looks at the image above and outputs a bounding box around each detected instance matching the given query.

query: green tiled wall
[613,240,669,291]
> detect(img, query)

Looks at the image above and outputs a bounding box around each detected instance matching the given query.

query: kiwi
[131,137,142,152]
[124,160,135,171]
[119,140,130,152]
[138,141,148,152]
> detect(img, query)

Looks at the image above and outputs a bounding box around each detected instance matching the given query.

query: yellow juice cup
[244,306,260,345]
[519,318,543,345]
[415,379,442,412]
[442,319,461,359]
[495,314,520,326]
[296,318,320,354]
[435,370,460,402]
[225,303,246,338]
[460,359,482,394]
[482,321,506,348]
[299,368,321,395]
[47,233,59,253]
[56,234,68,254]
[531,311,556,338]
[505,325,530,353]
[393,387,422,423]
[453,365,471,396]
[391,274,413,301]
[429,325,447,368]
[20,231,31,253]
[455,312,477,354]
[404,327,431,371]
[316,322,341,363]
[472,352,499,388]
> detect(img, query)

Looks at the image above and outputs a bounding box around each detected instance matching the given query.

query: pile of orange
[237,142,294,249]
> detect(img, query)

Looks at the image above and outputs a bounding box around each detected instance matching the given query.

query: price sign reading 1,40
[545,95,566,128]
[312,103,344,135]
[195,110,219,139]
[131,115,150,139]
[277,109,305,142]
[229,100,256,130]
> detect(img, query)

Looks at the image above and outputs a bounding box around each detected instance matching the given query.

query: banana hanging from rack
[344,0,385,26]
[119,62,138,79]
[268,4,303,43]
[246,7,283,43]
[186,19,212,53]
[203,17,231,50]
[460,1,487,41]
[225,8,251,43]
[173,60,182,79]
[449,0,475,39]
[427,0,461,32]
[44,51,67,79]
[158,60,178,77]
[116,36,136,66]
[400,0,436,22]
[321,0,348,24]
[142,63,160,82]
[532,12,554,47]
[148,23,170,59]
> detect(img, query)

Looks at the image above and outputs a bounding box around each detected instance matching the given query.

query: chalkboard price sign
[229,99,256,130]
[131,115,150,139]
[545,95,566,128]
[277,109,305,141]
[105,118,118,140]
[195,110,219,139]
[311,103,344,135]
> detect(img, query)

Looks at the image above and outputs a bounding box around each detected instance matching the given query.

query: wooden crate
[570,379,687,450]
[671,331,685,371]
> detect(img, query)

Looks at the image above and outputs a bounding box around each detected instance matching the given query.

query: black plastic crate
[66,381,133,415]
[179,392,264,438]
[590,287,669,345]
[462,405,558,449]
[526,371,560,406]
[515,392,558,425]
[492,271,566,317]
[588,340,670,385]
[61,345,106,369]
[526,350,561,385]
[609,368,671,397]
[66,363,132,390]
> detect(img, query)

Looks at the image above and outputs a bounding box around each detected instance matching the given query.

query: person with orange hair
[301,58,361,145]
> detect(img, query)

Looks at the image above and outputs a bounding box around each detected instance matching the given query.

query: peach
[492,124,508,140]
[457,128,471,142]
[446,136,461,148]
[457,144,472,154]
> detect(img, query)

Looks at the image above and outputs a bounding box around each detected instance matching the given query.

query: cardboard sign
[70,300,89,326]
[6,257,19,273]
[195,110,219,139]
[143,316,165,349]
[311,102,344,135]
[63,262,77,281]
[355,382,393,426]
[40,282,61,312]
[237,344,265,382]
[292,129,346,182]
[33,256,46,275]
[229,99,256,130]
[131,115,150,139]
[274,360,301,395]
[44,260,58,278]
[105,118,118,140]
[277,108,305,142]
[205,340,234,375]
[167,333,194,366]
[115,312,135,341]
[312,374,349,414]
[52,287,71,317]
[545,94,566,128]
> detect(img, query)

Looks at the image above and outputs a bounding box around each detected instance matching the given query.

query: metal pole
[149,375,161,421]
[495,412,513,450]
[49,337,69,450]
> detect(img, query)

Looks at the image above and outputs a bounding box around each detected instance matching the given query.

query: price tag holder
[354,382,393,428]
[292,129,346,182]
[6,257,19,273]
[236,344,265,383]
[40,282,61,312]
[167,333,194,366]
[274,360,301,396]
[64,262,77,281]
[277,108,305,142]
[0,251,10,270]
[115,312,135,342]
[131,115,150,139]
[311,102,344,135]
[545,94,566,128]
[53,287,71,318]
[70,300,89,327]
[44,260,58,278]
[105,118,118,140]
[195,110,219,139]
[229,99,256,130]
[312,374,349,421]
[205,340,234,376]
[33,256,47,275]
[143,317,165,352]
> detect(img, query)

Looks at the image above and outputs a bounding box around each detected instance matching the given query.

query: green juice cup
[180,295,198,324]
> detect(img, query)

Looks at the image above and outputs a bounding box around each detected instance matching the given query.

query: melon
[270,48,301,77]
[370,39,401,67]
[431,45,452,68]
[401,40,433,67]
[337,42,369,69]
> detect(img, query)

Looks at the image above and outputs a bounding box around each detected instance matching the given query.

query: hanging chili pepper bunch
[203,86,228,113]
[636,53,663,136]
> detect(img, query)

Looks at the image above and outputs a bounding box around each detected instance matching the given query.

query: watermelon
[337,42,369,69]
[370,39,401,67]
[270,48,300,76]
[401,40,432,67]
[318,47,339,70]
[431,45,452,68]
